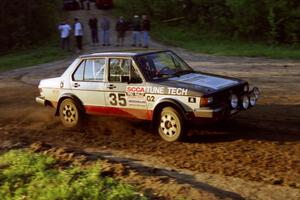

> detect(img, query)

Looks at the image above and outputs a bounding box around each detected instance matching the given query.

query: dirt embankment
[0,3,300,199]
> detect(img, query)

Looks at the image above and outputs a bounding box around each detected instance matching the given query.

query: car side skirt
[85,105,153,120]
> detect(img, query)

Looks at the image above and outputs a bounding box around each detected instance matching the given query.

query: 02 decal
[146,95,155,102]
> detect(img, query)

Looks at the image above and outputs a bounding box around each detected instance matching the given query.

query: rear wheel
[59,99,82,128]
[158,107,184,142]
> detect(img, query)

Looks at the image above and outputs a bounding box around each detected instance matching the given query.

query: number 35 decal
[109,93,127,106]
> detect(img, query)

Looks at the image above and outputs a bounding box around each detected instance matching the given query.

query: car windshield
[136,51,194,80]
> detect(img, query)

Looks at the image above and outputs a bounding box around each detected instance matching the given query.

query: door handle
[74,83,80,88]
[107,84,116,89]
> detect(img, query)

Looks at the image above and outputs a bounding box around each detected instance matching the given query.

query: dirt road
[0,4,300,199]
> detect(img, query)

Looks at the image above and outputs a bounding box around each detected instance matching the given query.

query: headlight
[249,93,256,106]
[253,87,260,100]
[200,97,213,107]
[242,95,250,109]
[244,84,249,92]
[230,94,238,109]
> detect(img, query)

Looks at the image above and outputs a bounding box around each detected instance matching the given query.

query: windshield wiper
[173,69,194,77]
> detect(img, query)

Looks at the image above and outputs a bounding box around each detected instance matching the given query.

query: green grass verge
[0,43,69,73]
[0,150,146,200]
[151,24,300,59]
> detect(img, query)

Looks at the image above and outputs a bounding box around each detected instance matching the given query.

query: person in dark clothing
[115,16,127,46]
[131,15,142,47]
[89,17,99,45]
[86,0,90,10]
[100,16,111,46]
[80,0,84,9]
[141,15,150,48]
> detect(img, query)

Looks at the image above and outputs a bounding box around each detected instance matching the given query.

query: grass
[0,43,70,73]
[0,150,146,200]
[151,24,300,59]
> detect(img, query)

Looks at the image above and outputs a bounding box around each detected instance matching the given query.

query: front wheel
[59,98,82,128]
[158,107,184,142]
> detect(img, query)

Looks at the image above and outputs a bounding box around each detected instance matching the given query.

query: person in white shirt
[58,22,71,51]
[74,18,84,52]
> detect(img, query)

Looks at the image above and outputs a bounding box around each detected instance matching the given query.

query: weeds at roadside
[0,150,146,200]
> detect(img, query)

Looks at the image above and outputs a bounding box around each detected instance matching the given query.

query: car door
[71,58,107,114]
[105,58,149,119]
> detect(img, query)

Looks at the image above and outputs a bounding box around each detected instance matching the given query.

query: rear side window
[73,59,105,81]
[73,61,85,81]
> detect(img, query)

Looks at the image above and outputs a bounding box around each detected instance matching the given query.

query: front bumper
[192,87,259,119]
[193,106,238,119]
[35,96,46,106]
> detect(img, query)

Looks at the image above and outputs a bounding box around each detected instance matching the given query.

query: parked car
[95,0,113,9]
[63,0,80,10]
[36,50,260,142]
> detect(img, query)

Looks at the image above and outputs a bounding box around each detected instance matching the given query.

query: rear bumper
[35,96,46,106]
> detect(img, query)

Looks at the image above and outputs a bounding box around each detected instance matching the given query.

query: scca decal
[126,86,188,96]
[127,87,145,93]
[126,86,145,97]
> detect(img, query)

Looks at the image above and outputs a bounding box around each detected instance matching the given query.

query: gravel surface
[0,3,299,199]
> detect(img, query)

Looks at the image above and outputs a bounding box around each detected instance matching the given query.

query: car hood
[153,72,242,95]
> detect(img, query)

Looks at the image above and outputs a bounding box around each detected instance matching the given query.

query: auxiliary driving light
[253,87,260,99]
[249,92,256,106]
[242,95,250,109]
[230,94,238,109]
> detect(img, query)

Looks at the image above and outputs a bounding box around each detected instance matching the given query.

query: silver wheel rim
[160,113,178,137]
[62,103,77,125]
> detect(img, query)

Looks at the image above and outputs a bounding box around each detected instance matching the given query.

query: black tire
[158,107,184,142]
[59,98,82,128]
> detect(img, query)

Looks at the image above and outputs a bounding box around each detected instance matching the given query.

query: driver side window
[109,58,142,83]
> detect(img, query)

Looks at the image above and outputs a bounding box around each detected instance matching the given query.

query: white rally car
[36,50,259,142]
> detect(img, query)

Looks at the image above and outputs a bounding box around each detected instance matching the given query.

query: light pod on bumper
[230,94,238,109]
[249,92,256,106]
[253,87,260,100]
[242,95,250,109]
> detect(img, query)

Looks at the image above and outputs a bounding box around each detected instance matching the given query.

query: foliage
[0,42,69,72]
[151,24,300,59]
[0,150,146,200]
[0,0,62,53]
[114,0,300,44]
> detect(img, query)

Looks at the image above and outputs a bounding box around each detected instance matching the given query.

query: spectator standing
[74,18,84,52]
[131,15,142,47]
[86,0,90,10]
[88,17,99,46]
[141,15,150,48]
[115,16,127,47]
[80,0,84,9]
[100,16,111,46]
[58,22,72,51]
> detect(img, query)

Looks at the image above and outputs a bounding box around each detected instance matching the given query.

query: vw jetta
[36,50,260,142]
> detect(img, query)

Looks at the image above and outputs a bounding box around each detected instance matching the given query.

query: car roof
[79,49,170,59]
